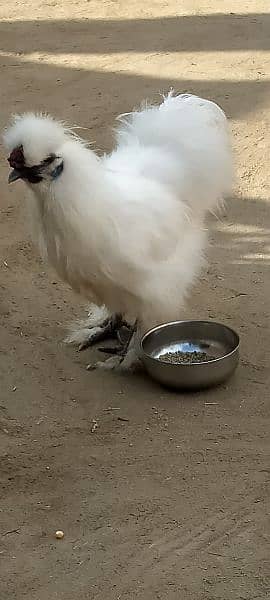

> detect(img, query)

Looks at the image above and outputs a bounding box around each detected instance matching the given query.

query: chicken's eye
[42,154,57,166]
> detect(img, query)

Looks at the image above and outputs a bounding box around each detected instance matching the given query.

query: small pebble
[55,530,64,539]
[159,350,216,364]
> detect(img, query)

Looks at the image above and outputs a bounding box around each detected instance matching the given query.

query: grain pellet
[160,350,216,364]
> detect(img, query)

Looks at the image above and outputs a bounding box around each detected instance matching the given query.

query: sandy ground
[0,1,270,598]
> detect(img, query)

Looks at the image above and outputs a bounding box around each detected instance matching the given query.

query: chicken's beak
[8,169,22,183]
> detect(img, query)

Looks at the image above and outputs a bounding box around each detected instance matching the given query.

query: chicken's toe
[87,356,122,371]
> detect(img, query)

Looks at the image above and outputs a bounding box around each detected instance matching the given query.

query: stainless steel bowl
[140,320,239,391]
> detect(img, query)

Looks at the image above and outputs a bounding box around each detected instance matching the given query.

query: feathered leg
[65,304,131,351]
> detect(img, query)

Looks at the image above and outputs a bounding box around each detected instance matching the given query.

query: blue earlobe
[51,161,64,180]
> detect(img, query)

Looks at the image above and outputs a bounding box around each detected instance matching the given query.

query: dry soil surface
[0,1,270,599]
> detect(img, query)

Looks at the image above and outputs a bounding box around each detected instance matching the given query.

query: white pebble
[55,530,64,539]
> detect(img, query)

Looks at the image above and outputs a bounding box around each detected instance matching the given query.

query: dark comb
[8,145,25,169]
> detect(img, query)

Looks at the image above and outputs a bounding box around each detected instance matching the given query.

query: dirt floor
[0,1,270,598]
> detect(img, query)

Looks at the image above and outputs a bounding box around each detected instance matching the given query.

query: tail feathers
[116,92,233,214]
[116,92,227,148]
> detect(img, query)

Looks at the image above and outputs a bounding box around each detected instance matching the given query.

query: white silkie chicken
[4,92,233,371]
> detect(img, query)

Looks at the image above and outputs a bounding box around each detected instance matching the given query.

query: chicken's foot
[87,323,140,371]
[78,314,131,351]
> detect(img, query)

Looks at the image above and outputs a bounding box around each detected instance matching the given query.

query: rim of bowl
[140,320,240,366]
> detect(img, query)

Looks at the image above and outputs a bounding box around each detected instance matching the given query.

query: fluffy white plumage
[4,92,233,370]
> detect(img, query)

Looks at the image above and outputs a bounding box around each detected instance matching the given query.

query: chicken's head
[4,113,66,185]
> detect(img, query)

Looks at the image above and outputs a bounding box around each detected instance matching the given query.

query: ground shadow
[0,13,270,54]
[0,54,269,132]
[0,13,269,128]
